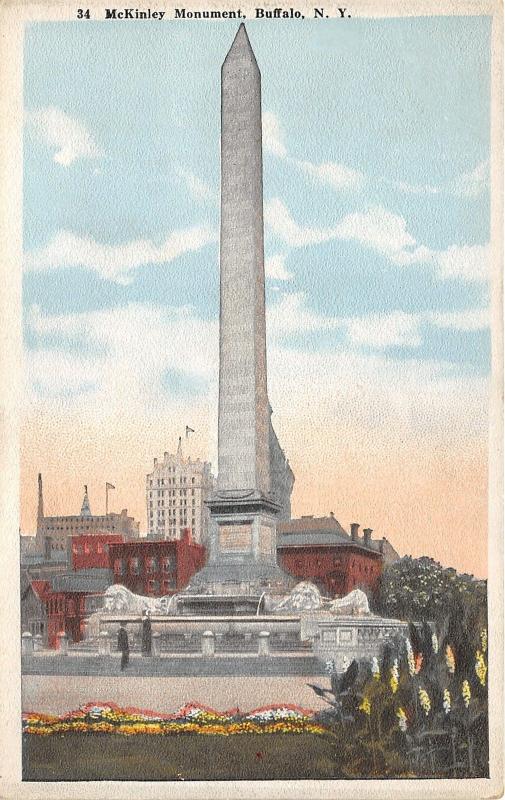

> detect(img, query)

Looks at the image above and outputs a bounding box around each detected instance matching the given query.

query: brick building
[109,530,206,597]
[43,570,112,648]
[35,475,139,557]
[277,516,386,599]
[69,533,124,571]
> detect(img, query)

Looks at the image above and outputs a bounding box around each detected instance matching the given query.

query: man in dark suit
[141,609,152,657]
[118,622,129,671]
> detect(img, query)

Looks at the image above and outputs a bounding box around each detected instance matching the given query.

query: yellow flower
[443,688,451,714]
[475,650,487,687]
[418,687,431,716]
[480,628,487,654]
[445,644,456,674]
[462,679,471,708]
[390,658,399,694]
[359,697,371,716]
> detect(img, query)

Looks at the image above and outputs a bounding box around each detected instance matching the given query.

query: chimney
[379,536,386,554]
[363,528,373,547]
[350,522,359,542]
[329,511,335,518]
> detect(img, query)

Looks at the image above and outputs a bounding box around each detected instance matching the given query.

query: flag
[106,482,115,490]
[185,426,195,438]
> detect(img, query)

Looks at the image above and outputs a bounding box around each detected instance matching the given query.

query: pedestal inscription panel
[219,523,253,552]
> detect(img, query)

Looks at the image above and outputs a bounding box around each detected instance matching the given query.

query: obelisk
[187,25,292,603]
[218,23,270,495]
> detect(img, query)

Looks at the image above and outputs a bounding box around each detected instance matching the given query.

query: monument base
[184,491,295,607]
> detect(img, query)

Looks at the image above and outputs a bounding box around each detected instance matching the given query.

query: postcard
[0,0,502,797]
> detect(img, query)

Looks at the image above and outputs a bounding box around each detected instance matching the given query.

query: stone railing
[21,628,276,658]
[310,614,409,671]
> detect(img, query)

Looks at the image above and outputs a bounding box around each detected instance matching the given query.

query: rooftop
[50,569,112,593]
[278,514,349,537]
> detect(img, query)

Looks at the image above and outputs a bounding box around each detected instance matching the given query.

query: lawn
[23,733,341,781]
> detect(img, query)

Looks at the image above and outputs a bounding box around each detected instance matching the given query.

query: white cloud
[345,311,423,349]
[24,296,489,472]
[392,161,489,199]
[262,111,287,158]
[26,303,218,408]
[263,111,488,203]
[264,198,330,247]
[24,226,218,285]
[265,198,490,284]
[437,244,489,283]
[267,292,336,337]
[26,106,103,166]
[176,168,217,203]
[265,253,293,281]
[267,291,489,349]
[265,198,417,257]
[428,307,489,331]
[336,207,416,256]
[263,111,361,191]
[452,161,489,198]
[297,160,363,191]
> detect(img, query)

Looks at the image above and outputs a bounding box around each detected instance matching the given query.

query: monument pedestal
[183,492,294,609]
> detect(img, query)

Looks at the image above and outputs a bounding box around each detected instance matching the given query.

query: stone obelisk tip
[223,23,258,68]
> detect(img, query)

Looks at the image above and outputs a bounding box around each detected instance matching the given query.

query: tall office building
[146,439,214,544]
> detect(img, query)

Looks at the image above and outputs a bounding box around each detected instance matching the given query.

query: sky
[21,16,491,577]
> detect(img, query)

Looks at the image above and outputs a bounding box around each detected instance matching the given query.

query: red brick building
[42,570,112,647]
[69,533,124,571]
[108,530,206,597]
[277,515,384,599]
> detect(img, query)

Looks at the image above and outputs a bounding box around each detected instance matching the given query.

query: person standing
[118,622,129,671]
[141,609,152,657]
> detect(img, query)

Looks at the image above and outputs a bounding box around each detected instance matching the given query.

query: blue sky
[21,17,492,573]
[23,17,491,381]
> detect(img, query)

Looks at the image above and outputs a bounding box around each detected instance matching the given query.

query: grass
[23,733,341,781]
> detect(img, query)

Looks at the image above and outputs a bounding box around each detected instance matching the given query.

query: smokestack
[350,522,359,542]
[37,473,44,523]
[363,528,373,547]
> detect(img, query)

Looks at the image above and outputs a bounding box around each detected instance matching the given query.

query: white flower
[443,689,451,715]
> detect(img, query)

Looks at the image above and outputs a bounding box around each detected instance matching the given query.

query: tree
[378,556,487,627]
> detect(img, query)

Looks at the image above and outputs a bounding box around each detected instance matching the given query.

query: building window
[114,558,125,576]
[146,557,159,574]
[161,556,174,572]
[162,577,176,593]
[129,557,140,576]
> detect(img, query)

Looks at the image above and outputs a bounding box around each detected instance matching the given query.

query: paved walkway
[22,652,324,677]
[22,674,329,715]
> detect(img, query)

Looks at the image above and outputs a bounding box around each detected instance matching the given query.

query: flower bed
[23,701,327,737]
